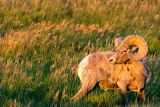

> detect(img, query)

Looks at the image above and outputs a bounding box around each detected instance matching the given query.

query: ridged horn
[121,35,148,61]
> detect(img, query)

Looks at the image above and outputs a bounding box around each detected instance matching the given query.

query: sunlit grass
[0,0,160,106]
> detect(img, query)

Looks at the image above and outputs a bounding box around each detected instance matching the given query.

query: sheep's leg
[117,81,127,105]
[71,74,97,102]
[129,63,146,92]
[120,88,127,105]
[138,89,146,103]
[70,86,87,102]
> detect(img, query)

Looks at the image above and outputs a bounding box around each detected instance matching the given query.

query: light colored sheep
[71,35,151,104]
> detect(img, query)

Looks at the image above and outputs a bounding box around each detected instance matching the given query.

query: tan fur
[71,35,151,104]
[110,35,151,93]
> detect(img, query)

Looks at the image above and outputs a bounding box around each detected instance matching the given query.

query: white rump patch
[78,55,89,81]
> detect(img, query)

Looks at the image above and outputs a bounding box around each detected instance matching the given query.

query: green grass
[0,0,160,106]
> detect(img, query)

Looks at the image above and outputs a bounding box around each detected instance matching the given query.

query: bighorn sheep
[71,35,151,104]
[110,35,150,92]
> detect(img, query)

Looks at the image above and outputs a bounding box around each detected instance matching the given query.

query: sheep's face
[110,45,129,64]
[110,44,138,64]
[111,35,148,63]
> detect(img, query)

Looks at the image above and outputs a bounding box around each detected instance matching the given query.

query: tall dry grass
[0,0,160,106]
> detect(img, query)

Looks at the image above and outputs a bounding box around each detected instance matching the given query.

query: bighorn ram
[110,35,150,92]
[71,35,151,104]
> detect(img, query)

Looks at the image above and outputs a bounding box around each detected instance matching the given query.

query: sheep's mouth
[113,62,117,64]
[110,62,117,65]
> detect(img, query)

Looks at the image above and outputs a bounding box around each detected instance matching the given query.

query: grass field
[0,0,160,106]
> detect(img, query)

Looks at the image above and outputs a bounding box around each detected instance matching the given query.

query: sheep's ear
[114,37,124,48]
[122,35,148,61]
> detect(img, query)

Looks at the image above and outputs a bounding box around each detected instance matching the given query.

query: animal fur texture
[71,35,151,104]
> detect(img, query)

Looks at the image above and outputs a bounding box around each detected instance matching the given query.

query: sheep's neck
[124,59,132,64]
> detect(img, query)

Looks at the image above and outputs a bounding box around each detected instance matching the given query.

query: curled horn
[121,35,148,61]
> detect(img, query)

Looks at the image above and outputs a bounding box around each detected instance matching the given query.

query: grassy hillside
[0,0,160,106]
